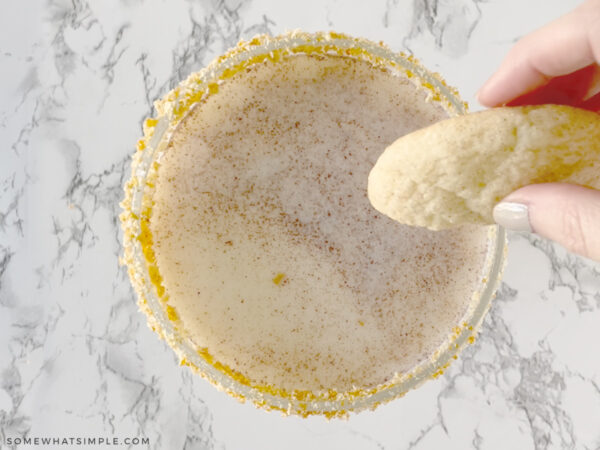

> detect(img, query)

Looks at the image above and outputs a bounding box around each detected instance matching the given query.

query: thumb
[492,183,600,261]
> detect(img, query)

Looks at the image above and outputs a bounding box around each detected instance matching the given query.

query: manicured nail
[492,202,532,232]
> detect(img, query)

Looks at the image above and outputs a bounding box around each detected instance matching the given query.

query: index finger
[477,0,600,107]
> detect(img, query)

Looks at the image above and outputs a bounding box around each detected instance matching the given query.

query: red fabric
[507,64,600,113]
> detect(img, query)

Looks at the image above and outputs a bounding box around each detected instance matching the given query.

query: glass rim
[120,31,507,418]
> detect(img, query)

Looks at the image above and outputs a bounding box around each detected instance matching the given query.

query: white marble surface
[2,0,600,449]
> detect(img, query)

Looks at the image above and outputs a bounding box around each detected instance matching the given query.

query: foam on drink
[150,54,489,392]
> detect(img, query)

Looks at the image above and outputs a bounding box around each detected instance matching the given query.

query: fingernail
[493,202,532,232]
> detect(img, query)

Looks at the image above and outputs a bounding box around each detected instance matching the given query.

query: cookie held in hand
[368,105,600,230]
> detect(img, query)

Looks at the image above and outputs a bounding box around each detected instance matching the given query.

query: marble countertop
[2,0,600,449]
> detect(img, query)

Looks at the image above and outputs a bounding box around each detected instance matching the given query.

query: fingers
[582,63,600,100]
[478,0,600,107]
[505,64,600,110]
[493,183,600,262]
[580,90,600,111]
[479,3,600,261]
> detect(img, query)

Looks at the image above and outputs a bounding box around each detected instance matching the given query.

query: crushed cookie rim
[120,31,507,418]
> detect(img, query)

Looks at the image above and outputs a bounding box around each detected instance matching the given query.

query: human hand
[477,0,600,261]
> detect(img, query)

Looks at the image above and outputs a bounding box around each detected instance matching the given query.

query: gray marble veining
[1,0,599,449]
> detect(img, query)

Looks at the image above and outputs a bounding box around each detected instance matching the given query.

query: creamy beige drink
[149,53,489,393]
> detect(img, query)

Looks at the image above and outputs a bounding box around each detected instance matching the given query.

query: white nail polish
[493,202,532,232]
